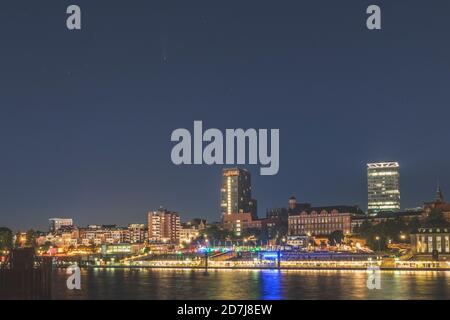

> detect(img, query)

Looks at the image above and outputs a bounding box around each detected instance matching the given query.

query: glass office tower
[367,162,401,215]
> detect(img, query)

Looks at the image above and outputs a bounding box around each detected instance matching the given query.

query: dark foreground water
[53,268,450,300]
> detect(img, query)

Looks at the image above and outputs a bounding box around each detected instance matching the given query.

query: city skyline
[4,163,447,232]
[1,1,450,231]
[2,1,450,303]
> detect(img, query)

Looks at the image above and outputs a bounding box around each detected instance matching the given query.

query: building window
[428,236,433,253]
[420,236,426,253]
[437,236,442,253]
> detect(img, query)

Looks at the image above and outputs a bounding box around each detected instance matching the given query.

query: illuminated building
[288,205,363,236]
[128,224,146,243]
[411,227,450,259]
[220,168,257,219]
[180,225,200,244]
[180,219,205,243]
[101,243,143,256]
[222,212,265,236]
[147,208,181,244]
[78,225,129,246]
[49,218,73,232]
[56,226,79,247]
[367,162,401,215]
[354,186,450,232]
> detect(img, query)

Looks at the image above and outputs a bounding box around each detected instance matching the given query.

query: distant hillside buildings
[49,218,73,232]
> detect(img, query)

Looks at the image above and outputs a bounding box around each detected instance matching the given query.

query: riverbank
[83,265,450,271]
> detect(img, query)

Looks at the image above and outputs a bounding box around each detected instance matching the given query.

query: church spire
[436,182,444,202]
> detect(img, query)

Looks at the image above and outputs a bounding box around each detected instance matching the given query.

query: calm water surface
[53,268,450,300]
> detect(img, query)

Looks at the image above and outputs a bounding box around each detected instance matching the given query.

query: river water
[52,268,449,300]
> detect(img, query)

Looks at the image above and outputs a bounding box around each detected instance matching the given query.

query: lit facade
[222,212,265,236]
[179,226,199,243]
[128,224,147,244]
[78,225,129,246]
[147,208,181,244]
[100,243,144,256]
[411,228,450,258]
[288,206,362,236]
[49,218,73,232]
[220,168,257,219]
[367,162,401,215]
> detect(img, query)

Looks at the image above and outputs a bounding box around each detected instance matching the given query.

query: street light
[375,236,381,252]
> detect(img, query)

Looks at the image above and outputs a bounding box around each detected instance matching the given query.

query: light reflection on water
[53,268,450,300]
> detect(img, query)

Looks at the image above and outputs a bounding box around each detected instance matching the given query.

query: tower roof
[436,184,444,202]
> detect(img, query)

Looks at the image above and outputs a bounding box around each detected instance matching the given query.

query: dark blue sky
[1,0,449,230]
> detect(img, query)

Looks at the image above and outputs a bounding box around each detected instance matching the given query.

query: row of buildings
[220,161,402,225]
[42,164,449,253]
[219,167,450,240]
[43,210,206,248]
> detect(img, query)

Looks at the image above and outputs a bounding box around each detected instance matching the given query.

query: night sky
[1,0,449,231]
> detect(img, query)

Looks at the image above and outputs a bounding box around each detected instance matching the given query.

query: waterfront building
[179,219,207,244]
[44,225,79,248]
[147,208,181,244]
[128,224,146,243]
[411,227,450,259]
[101,243,144,257]
[78,225,129,246]
[57,226,79,247]
[367,162,401,215]
[180,224,200,244]
[49,218,73,232]
[220,168,257,219]
[222,212,267,236]
[288,205,364,236]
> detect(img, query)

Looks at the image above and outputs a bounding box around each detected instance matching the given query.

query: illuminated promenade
[80,249,450,271]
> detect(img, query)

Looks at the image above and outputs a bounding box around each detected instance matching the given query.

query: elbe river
[52,268,450,300]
